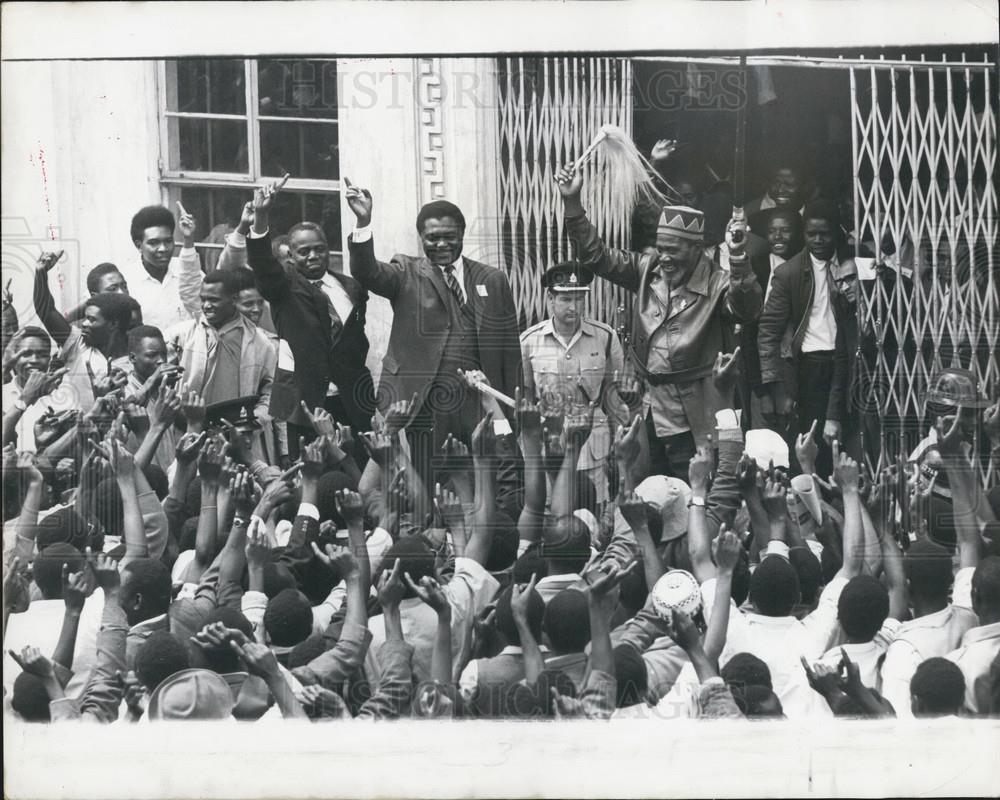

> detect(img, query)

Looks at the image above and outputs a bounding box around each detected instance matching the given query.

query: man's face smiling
[137,225,174,272]
[767,216,796,259]
[15,335,50,383]
[420,217,464,267]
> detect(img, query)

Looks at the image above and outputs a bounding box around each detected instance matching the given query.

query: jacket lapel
[421,258,452,309]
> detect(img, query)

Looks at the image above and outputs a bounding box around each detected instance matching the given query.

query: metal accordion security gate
[849,55,999,485]
[496,56,634,331]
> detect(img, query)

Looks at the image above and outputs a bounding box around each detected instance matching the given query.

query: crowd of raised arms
[2,143,999,725]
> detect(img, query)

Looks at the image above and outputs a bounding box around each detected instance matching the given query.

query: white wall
[1,60,161,324]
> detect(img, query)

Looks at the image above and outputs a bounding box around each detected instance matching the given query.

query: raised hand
[333,422,354,453]
[300,402,336,438]
[62,564,94,613]
[343,177,373,227]
[198,437,226,484]
[230,640,281,680]
[175,202,197,244]
[712,524,742,574]
[984,402,1000,444]
[87,549,121,593]
[554,165,584,200]
[618,489,650,533]
[663,607,702,653]
[101,438,136,482]
[117,670,148,719]
[823,418,842,448]
[514,387,542,439]
[612,368,644,409]
[20,367,67,406]
[253,174,290,215]
[795,420,819,475]
[175,430,207,465]
[236,200,255,236]
[613,413,643,465]
[762,475,787,521]
[650,138,678,162]
[404,574,450,616]
[311,541,359,579]
[335,488,364,526]
[581,560,638,618]
[299,436,326,480]
[736,454,759,498]
[712,348,741,398]
[361,429,394,468]
[9,645,55,678]
[17,450,44,485]
[190,622,250,652]
[564,404,595,449]
[509,573,540,623]
[230,468,257,518]
[377,559,406,609]
[383,393,419,436]
[831,442,860,493]
[688,441,715,495]
[800,656,843,698]
[36,250,65,274]
[934,412,966,458]
[245,522,273,569]
[180,388,206,432]
[471,411,496,458]
[434,482,465,532]
[148,383,180,431]
[254,473,294,519]
[220,419,253,465]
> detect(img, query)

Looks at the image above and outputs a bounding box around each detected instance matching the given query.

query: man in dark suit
[246,177,375,453]
[758,199,851,477]
[343,178,522,483]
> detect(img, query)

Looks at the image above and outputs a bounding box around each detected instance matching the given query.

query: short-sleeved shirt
[520,317,623,469]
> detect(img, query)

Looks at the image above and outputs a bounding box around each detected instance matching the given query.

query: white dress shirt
[818,618,902,692]
[801,253,839,353]
[352,224,465,302]
[119,250,202,332]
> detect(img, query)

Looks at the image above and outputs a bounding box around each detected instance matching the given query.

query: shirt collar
[541,319,592,339]
[809,253,838,270]
[130,258,174,283]
[199,314,244,335]
[685,255,712,296]
[129,613,169,635]
[961,620,1000,644]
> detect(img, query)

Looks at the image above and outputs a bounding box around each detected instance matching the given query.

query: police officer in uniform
[520,262,629,504]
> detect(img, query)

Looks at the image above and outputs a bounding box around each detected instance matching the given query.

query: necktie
[311,279,343,342]
[442,264,465,307]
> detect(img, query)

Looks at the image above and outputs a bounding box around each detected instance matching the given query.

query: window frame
[156,58,342,253]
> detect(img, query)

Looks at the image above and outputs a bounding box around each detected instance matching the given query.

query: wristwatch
[688,496,706,508]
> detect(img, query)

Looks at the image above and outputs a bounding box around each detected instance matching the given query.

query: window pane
[260,120,339,180]
[267,190,343,253]
[167,117,249,173]
[166,186,250,271]
[166,59,246,115]
[257,59,338,119]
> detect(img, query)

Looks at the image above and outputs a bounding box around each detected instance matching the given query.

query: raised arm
[515,391,546,548]
[832,443,864,580]
[686,444,717,583]
[510,574,544,684]
[619,489,665,590]
[344,178,405,301]
[555,166,642,292]
[465,412,498,566]
[214,201,253,272]
[247,177,293,303]
[174,203,205,319]
[936,412,991,570]
[32,252,73,347]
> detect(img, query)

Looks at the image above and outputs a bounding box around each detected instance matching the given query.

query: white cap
[744,429,790,469]
[650,569,702,620]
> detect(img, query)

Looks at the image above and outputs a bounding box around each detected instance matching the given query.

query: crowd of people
[2,144,999,725]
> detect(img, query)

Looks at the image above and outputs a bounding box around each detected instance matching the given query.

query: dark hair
[12,672,51,722]
[264,588,313,648]
[820,541,842,585]
[127,324,164,353]
[33,543,84,599]
[289,634,328,669]
[613,644,648,707]
[542,589,590,653]
[229,267,259,294]
[17,325,52,350]
[202,269,242,297]
[512,544,547,584]
[496,584,544,647]
[121,558,173,620]
[316,472,352,526]
[838,575,890,642]
[85,292,135,332]
[485,510,519,572]
[32,508,89,552]
[136,631,191,691]
[262,561,298,599]
[802,198,841,230]
[130,205,175,244]
[722,652,773,692]
[416,200,466,233]
[750,555,801,617]
[179,516,199,553]
[789,547,823,607]
[500,668,575,719]
[541,516,591,574]
[381,537,436,599]
[732,684,784,718]
[299,553,341,607]
[287,221,328,244]
[904,538,954,599]
[972,556,1000,615]
[731,548,752,607]
[910,657,965,716]
[86,262,122,294]
[618,565,649,616]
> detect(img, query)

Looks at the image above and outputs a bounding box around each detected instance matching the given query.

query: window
[158,58,342,270]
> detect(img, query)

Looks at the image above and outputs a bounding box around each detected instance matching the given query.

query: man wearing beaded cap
[555,165,763,479]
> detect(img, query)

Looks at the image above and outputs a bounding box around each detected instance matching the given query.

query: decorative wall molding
[415,57,446,204]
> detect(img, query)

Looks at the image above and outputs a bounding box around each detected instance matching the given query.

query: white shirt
[2,374,77,453]
[946,620,1000,714]
[880,567,977,718]
[365,557,499,685]
[818,618,902,692]
[801,253,839,353]
[119,249,202,332]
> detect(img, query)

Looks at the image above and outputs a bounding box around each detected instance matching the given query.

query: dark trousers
[645,414,697,481]
[796,351,836,478]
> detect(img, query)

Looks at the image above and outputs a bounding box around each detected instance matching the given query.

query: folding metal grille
[850,56,999,484]
[496,56,634,331]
